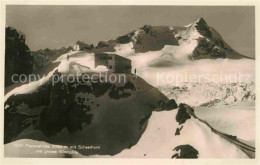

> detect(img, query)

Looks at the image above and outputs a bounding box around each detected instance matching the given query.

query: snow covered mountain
[4,59,173,156]
[29,17,252,76]
[92,17,251,60]
[4,17,255,158]
[185,18,251,59]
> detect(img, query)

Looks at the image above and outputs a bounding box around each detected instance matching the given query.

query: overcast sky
[6,6,255,58]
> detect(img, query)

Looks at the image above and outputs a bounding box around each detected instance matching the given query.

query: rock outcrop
[172,145,199,159]
[131,25,179,53]
[5,26,33,87]
[93,25,179,53]
[176,103,194,125]
[74,41,94,50]
[190,18,250,59]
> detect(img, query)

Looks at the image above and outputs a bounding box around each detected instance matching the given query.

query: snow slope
[195,103,255,147]
[115,110,248,158]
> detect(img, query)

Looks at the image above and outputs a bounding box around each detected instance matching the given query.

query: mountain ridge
[32,17,252,69]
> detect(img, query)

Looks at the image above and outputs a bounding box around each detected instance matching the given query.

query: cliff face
[5,26,33,87]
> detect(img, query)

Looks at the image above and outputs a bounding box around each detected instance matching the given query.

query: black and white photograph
[0,0,259,164]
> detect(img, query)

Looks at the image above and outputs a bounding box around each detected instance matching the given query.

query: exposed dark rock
[157,100,166,110]
[172,145,199,159]
[32,46,73,71]
[213,38,225,48]
[165,99,178,110]
[210,47,226,58]
[192,18,248,59]
[109,81,136,99]
[176,103,194,125]
[75,41,94,50]
[139,113,152,129]
[133,25,179,53]
[192,38,214,57]
[174,125,183,135]
[5,26,33,87]
[192,37,227,59]
[195,18,212,39]
[141,25,152,33]
[96,41,109,48]
[226,134,237,140]
[200,99,221,107]
[157,99,178,110]
[4,112,33,144]
[116,33,134,44]
[64,153,72,158]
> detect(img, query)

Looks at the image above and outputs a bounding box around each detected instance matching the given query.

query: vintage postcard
[0,0,259,164]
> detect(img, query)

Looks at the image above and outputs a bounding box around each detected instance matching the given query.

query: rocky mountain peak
[194,17,212,38]
[5,26,33,87]
[6,26,26,43]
